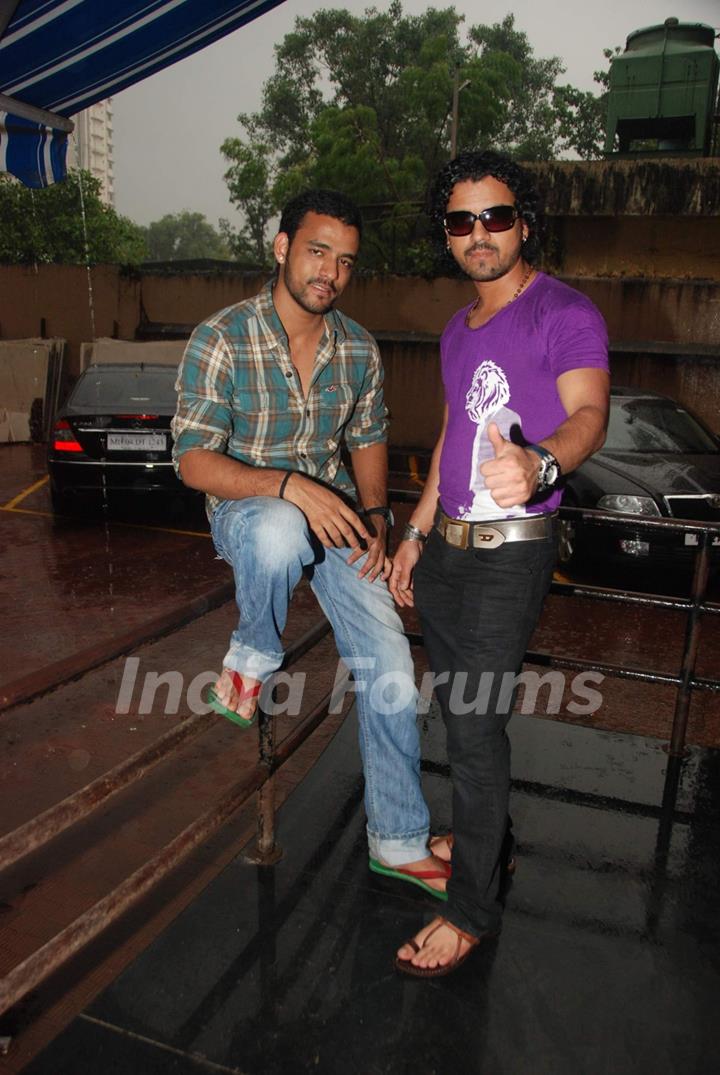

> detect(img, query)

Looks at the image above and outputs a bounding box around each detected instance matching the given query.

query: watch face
[545,462,559,487]
[537,456,559,490]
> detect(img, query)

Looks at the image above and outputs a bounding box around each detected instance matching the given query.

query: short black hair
[278,189,363,243]
[430,150,543,264]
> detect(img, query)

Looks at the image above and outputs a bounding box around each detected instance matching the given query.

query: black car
[47,363,192,514]
[561,387,720,570]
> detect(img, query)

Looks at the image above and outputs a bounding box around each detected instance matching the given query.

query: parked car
[561,387,720,570]
[47,363,195,514]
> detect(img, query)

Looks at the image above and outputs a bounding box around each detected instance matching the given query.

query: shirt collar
[255,279,348,349]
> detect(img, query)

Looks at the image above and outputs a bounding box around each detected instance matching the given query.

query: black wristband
[278,472,293,499]
[361,506,395,527]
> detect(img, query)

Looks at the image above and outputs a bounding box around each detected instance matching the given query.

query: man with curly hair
[389,150,610,976]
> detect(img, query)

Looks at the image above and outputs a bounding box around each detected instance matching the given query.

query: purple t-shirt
[439,272,609,521]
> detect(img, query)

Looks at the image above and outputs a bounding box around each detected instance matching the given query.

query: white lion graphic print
[459,359,527,520]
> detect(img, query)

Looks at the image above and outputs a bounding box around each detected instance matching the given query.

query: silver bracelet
[402,522,427,543]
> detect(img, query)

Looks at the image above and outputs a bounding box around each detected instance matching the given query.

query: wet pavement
[21,703,720,1075]
[0,446,225,693]
[2,443,720,1071]
[2,444,719,743]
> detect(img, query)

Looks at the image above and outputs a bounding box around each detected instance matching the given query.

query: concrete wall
[526,158,720,217]
[1,264,718,440]
[379,339,720,450]
[2,265,718,366]
[555,217,720,280]
[1,158,718,439]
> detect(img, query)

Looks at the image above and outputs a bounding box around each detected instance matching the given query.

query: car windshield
[604,398,718,454]
[70,367,178,410]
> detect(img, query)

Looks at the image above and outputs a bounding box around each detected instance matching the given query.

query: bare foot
[397,916,475,970]
[213,668,261,721]
[428,834,453,863]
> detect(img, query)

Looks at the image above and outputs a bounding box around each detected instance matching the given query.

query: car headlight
[597,494,661,516]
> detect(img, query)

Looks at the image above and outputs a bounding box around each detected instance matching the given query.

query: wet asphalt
[1,443,719,1074]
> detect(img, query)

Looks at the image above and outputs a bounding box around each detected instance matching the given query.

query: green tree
[0,170,147,264]
[219,136,275,265]
[221,3,608,273]
[141,210,229,261]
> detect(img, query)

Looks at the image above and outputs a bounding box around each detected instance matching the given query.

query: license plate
[107,433,166,451]
[684,534,720,547]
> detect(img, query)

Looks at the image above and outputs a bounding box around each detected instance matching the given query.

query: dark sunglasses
[444,205,519,236]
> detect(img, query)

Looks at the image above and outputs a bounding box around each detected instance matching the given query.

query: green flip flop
[204,685,257,729]
[369,857,449,901]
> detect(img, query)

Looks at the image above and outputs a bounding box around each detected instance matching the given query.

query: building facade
[68,99,114,207]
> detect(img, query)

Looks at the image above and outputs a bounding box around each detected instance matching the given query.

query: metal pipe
[272,691,335,769]
[450,71,471,159]
[0,687,336,1016]
[668,535,712,757]
[0,761,267,1017]
[524,651,682,686]
[0,617,331,872]
[0,91,74,133]
[0,711,217,873]
[254,700,277,860]
[246,617,332,861]
[550,581,694,612]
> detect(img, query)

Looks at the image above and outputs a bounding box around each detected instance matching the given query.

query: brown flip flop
[429,833,516,874]
[395,917,498,978]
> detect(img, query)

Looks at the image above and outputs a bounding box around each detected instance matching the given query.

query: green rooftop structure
[604,16,719,157]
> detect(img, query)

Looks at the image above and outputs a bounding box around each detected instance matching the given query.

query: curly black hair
[279,189,363,243]
[430,150,543,265]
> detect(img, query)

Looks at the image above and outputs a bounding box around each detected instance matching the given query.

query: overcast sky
[112,0,719,228]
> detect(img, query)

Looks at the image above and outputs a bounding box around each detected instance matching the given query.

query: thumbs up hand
[487,422,510,458]
[479,422,542,507]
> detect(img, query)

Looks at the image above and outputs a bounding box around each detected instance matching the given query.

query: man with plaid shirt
[173,190,446,890]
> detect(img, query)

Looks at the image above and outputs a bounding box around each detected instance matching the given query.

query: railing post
[243,697,283,865]
[667,532,712,758]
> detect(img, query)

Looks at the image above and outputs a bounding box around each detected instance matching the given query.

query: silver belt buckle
[444,520,468,548]
[472,526,505,550]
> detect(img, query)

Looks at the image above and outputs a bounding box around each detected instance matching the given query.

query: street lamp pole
[450,70,471,159]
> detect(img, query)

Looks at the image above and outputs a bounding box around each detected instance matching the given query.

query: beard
[282,261,338,314]
[458,236,524,282]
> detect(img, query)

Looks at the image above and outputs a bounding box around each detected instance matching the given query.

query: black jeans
[414,527,557,937]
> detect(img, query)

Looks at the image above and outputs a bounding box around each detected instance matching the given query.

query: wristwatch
[361,506,395,527]
[526,444,561,493]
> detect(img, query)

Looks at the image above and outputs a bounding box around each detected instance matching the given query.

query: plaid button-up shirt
[172,281,389,515]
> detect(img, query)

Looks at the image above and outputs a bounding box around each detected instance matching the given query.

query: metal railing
[392,489,720,758]
[0,618,335,1019]
[1,496,719,1025]
[549,505,719,759]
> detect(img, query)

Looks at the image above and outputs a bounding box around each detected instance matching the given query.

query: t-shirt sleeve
[171,323,234,474]
[547,297,609,378]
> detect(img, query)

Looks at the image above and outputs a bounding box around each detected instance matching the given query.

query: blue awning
[0,0,286,188]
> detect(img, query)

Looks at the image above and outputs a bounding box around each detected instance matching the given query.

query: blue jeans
[210,496,430,866]
[414,528,557,937]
